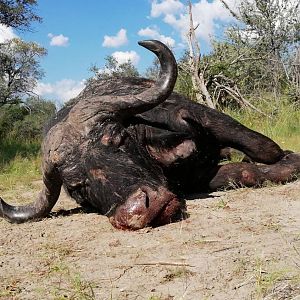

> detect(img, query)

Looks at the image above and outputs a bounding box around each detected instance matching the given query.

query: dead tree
[180,1,265,113]
[184,1,215,109]
[291,48,300,92]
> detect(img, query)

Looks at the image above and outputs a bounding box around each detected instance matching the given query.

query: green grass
[252,257,300,299]
[224,98,300,152]
[37,242,96,300]
[0,139,41,167]
[0,139,42,192]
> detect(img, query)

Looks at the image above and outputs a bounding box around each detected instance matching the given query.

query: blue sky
[0,0,238,105]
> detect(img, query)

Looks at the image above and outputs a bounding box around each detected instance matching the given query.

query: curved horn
[114,40,178,117]
[0,164,62,223]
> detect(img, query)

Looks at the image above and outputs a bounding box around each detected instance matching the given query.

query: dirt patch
[1,181,300,299]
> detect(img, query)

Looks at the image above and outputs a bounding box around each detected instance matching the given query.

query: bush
[0,97,56,142]
[286,85,300,106]
[0,105,27,139]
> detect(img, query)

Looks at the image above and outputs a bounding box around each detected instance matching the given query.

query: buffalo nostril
[145,194,150,208]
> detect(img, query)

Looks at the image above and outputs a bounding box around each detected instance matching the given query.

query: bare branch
[219,0,241,20]
[186,0,215,108]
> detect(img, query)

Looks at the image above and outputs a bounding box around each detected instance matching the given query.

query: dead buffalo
[1,40,299,230]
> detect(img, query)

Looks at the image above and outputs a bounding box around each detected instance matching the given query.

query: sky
[0,0,239,106]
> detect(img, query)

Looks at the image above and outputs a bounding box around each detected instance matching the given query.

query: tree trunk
[187,1,215,109]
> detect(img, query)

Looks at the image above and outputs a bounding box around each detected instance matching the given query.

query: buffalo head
[0,40,183,230]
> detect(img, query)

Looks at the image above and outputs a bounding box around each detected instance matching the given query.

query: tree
[180,0,300,110]
[202,40,268,111]
[180,1,215,108]
[177,1,257,111]
[289,44,300,104]
[0,1,54,142]
[0,38,47,106]
[145,57,160,80]
[0,0,41,30]
[0,102,26,138]
[220,0,300,97]
[0,96,56,140]
[88,55,139,82]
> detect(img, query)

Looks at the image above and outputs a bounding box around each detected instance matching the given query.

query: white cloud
[35,79,85,105]
[112,51,140,66]
[138,26,176,47]
[151,0,184,18]
[48,33,69,47]
[102,28,128,48]
[0,25,18,42]
[151,0,237,43]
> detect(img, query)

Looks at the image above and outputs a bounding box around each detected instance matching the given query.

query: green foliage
[175,52,196,100]
[173,0,300,108]
[175,69,195,99]
[0,39,47,105]
[0,0,41,30]
[0,97,56,141]
[207,41,260,91]
[0,104,27,138]
[286,84,300,106]
[236,0,299,51]
[219,0,300,96]
[145,57,160,80]
[200,39,272,107]
[0,139,40,169]
[0,97,54,189]
[11,114,45,139]
[88,55,139,82]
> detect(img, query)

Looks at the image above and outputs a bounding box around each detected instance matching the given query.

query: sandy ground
[1,180,300,300]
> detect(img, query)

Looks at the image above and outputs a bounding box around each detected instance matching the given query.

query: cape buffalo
[1,40,299,230]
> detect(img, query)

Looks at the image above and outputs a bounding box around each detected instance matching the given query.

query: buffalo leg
[208,153,300,191]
